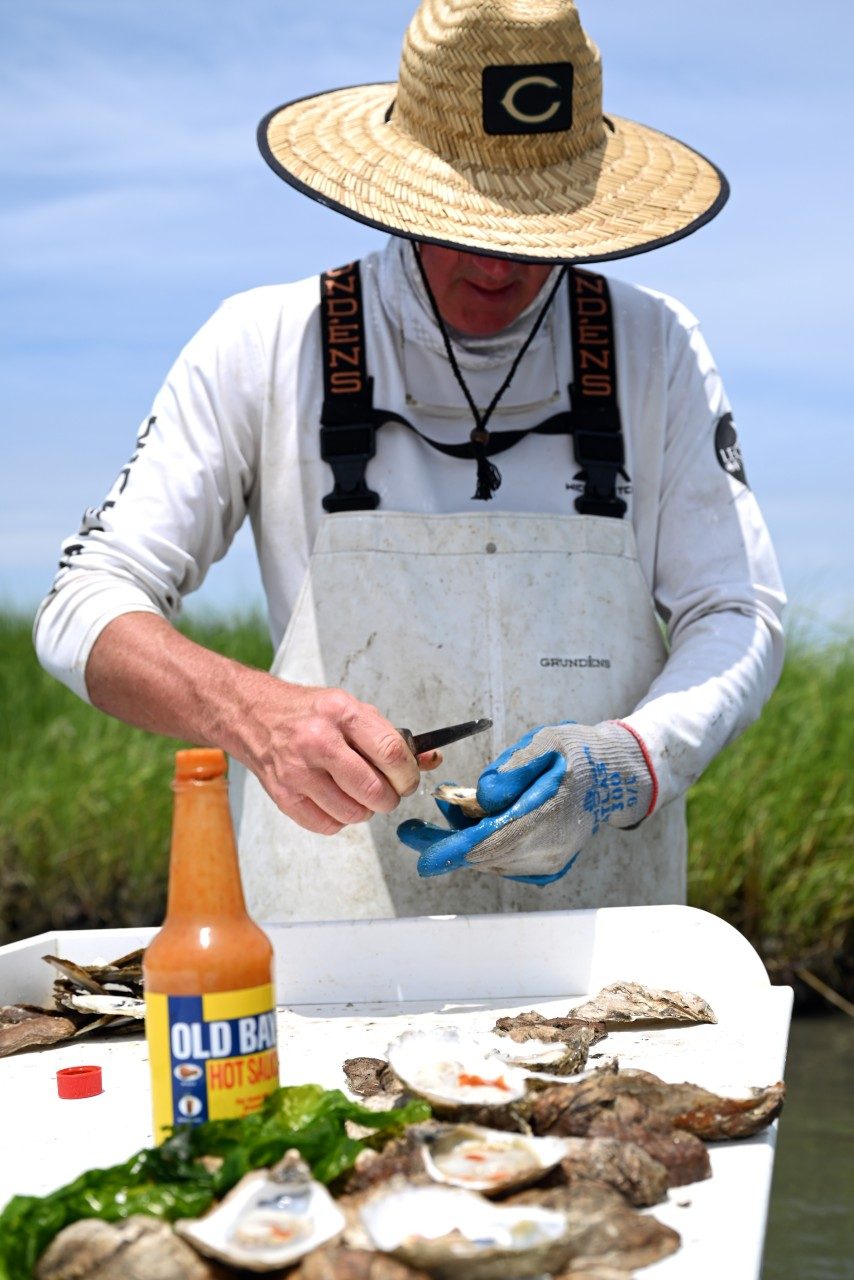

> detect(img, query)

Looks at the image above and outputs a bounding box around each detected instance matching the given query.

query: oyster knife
[399,718,492,757]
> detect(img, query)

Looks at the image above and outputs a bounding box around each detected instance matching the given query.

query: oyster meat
[176,1151,345,1272]
[387,1030,529,1109]
[358,1181,574,1280]
[489,1016,607,1074]
[431,785,485,819]
[420,1124,572,1195]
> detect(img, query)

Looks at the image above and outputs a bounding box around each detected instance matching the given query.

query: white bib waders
[237,510,685,920]
[236,259,688,921]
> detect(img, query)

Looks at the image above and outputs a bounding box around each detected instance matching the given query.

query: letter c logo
[500,75,561,124]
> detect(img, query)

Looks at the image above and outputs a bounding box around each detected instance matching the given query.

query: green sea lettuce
[0,1084,430,1280]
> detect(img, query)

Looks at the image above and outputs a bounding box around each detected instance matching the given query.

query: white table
[0,906,792,1278]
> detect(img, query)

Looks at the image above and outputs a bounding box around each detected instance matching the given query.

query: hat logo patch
[482,62,574,135]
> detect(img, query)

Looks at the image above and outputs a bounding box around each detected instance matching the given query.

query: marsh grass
[0,613,273,941]
[1,613,851,985]
[686,638,853,986]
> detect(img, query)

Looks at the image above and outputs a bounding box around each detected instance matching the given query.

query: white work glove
[397,721,655,884]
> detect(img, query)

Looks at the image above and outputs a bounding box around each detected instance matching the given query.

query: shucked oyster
[175,1150,345,1272]
[358,1182,574,1280]
[387,1030,530,1109]
[386,1029,596,1114]
[419,1124,572,1195]
[477,1028,603,1077]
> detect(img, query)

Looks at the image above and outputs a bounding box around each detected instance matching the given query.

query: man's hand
[397,721,655,884]
[85,612,438,835]
[236,679,431,835]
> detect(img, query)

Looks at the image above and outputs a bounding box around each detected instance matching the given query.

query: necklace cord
[413,244,567,499]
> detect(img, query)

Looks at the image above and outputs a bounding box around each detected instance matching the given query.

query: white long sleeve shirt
[34,237,786,807]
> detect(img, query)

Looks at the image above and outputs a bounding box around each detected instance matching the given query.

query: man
[34,0,785,921]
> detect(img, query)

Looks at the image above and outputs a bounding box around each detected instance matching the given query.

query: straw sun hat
[258,0,728,263]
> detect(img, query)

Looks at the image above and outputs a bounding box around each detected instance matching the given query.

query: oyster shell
[64,993,145,1019]
[358,1182,573,1280]
[419,1124,571,1195]
[476,1029,598,1077]
[175,1150,345,1272]
[35,1215,221,1280]
[386,1030,529,1108]
[432,785,485,819]
[567,981,716,1026]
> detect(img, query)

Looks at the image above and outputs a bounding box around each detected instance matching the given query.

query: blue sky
[2,0,852,641]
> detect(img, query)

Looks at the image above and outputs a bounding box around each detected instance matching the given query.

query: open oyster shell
[358,1182,573,1280]
[386,1028,597,1114]
[175,1151,345,1272]
[476,1029,596,1076]
[387,1029,529,1108]
[420,1124,572,1195]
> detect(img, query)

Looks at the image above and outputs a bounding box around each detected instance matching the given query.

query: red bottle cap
[57,1064,103,1099]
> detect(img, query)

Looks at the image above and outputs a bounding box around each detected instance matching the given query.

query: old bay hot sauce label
[146,982,278,1141]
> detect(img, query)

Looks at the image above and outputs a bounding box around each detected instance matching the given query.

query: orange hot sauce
[144,748,279,1142]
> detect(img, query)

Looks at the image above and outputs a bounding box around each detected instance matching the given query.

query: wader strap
[319,262,379,512]
[568,268,627,519]
[318,262,626,518]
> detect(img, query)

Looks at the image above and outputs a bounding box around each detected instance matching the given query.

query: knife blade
[398,718,493,757]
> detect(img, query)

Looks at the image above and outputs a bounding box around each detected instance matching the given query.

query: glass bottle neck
[165,775,248,921]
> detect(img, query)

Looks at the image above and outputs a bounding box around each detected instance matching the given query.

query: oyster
[358,1182,573,1280]
[337,1129,434,1195]
[2,950,147,1056]
[419,1123,571,1195]
[477,1029,602,1077]
[35,1215,220,1280]
[432,785,485,819]
[491,1012,607,1073]
[297,1244,433,1279]
[506,1182,680,1272]
[387,1030,529,1108]
[343,1056,405,1100]
[551,1136,669,1207]
[567,981,716,1026]
[0,1006,78,1057]
[64,993,145,1019]
[175,1150,345,1272]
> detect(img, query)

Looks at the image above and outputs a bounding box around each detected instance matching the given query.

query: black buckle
[320,423,379,513]
[572,424,626,518]
[575,492,627,518]
[573,428,624,467]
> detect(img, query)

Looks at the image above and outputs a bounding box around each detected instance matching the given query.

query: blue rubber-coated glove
[397,721,654,885]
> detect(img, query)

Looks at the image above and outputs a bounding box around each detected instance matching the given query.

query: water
[762,1013,854,1280]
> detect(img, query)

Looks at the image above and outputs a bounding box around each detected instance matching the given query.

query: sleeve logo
[714,412,748,487]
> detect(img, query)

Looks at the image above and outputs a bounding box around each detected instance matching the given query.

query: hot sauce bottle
[144,748,279,1142]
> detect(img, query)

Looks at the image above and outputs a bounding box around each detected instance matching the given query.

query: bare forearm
[85,613,264,758]
[85,612,430,834]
